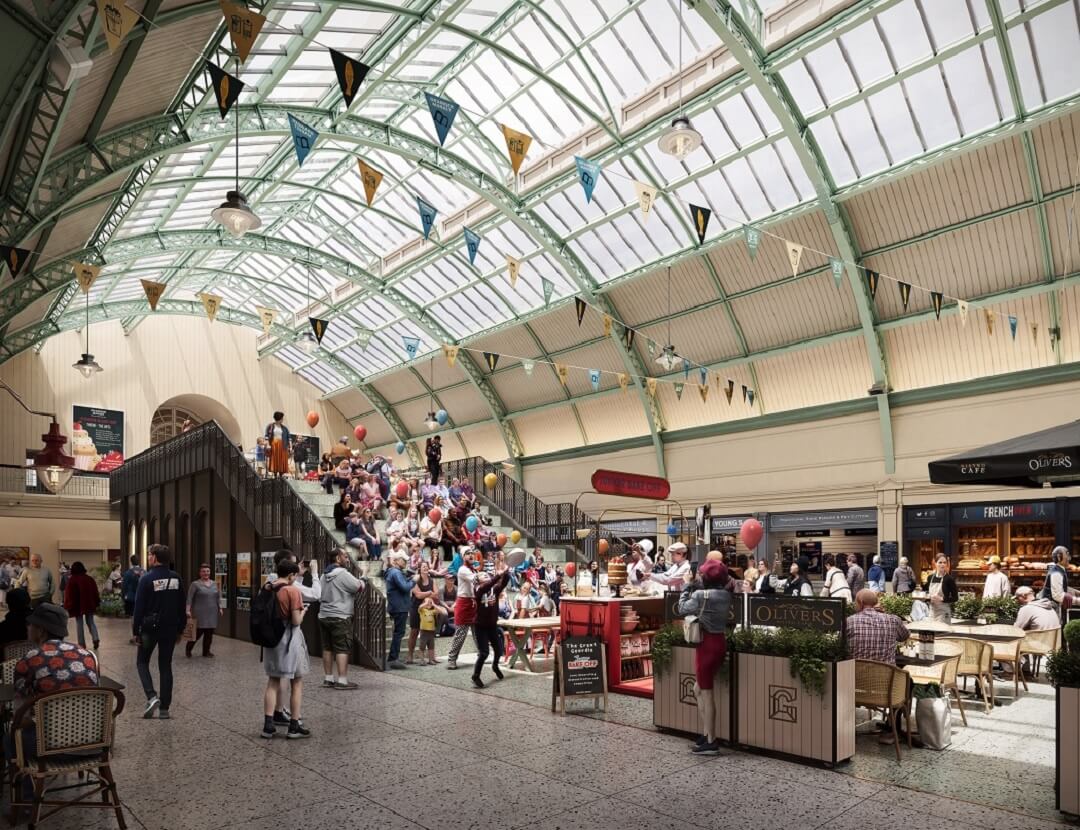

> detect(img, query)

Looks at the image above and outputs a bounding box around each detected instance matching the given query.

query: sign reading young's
[71,406,124,472]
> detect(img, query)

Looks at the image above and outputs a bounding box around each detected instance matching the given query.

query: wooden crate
[1059,686,1080,816]
[653,645,730,741]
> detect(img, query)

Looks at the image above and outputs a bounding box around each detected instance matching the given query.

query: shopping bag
[915,696,953,750]
[181,617,197,641]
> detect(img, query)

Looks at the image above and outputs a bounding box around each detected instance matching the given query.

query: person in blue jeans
[133,544,187,720]
[385,552,413,670]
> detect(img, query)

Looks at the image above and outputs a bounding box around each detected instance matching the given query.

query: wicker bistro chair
[8,687,126,830]
[4,641,36,662]
[905,647,967,727]
[938,637,994,712]
[1020,628,1061,679]
[855,660,912,762]
[992,638,1028,700]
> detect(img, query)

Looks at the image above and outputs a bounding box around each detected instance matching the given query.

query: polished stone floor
[24,619,1067,830]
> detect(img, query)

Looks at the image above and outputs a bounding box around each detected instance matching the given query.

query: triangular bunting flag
[309,317,328,345]
[555,363,568,386]
[623,327,635,351]
[506,255,520,288]
[699,366,707,386]
[98,0,141,54]
[357,160,383,207]
[198,292,222,323]
[463,226,481,266]
[574,156,601,203]
[741,384,748,402]
[698,383,709,403]
[402,335,420,360]
[724,379,734,405]
[690,204,711,245]
[866,269,879,299]
[931,291,943,319]
[483,352,499,372]
[589,369,601,392]
[743,226,761,260]
[287,113,318,167]
[634,181,656,221]
[1031,322,1039,344]
[958,300,969,326]
[500,124,532,175]
[219,0,265,63]
[522,360,534,377]
[1008,315,1018,340]
[1051,327,1061,349]
[206,62,243,120]
[830,258,844,289]
[73,262,100,293]
[416,197,437,240]
[329,48,369,108]
[898,281,911,311]
[748,389,756,407]
[682,358,690,379]
[674,382,684,401]
[603,315,612,337]
[984,309,995,337]
[645,378,657,397]
[575,297,586,326]
[141,279,166,311]
[424,92,459,146]
[785,240,803,278]
[647,340,656,358]
[355,327,372,349]
[0,246,30,277]
[442,344,459,367]
[541,278,554,307]
[256,305,276,335]
[617,373,629,391]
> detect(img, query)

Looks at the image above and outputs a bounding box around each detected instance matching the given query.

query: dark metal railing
[112,420,386,670]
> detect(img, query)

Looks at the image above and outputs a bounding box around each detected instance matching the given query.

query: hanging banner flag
[442,344,459,367]
[0,246,30,277]
[575,297,586,326]
[623,326,635,351]
[574,156,601,203]
[743,226,761,260]
[690,204,711,245]
[308,317,328,345]
[741,384,748,403]
[958,300,969,326]
[357,160,383,206]
[402,335,420,360]
[463,226,481,266]
[634,181,656,221]
[589,369,601,392]
[698,366,708,387]
[98,0,141,54]
[617,372,629,391]
[830,258,844,289]
[256,305,276,334]
[898,281,911,311]
[785,240,803,278]
[329,48,369,108]
[1031,322,1039,344]
[724,379,734,404]
[603,315,612,337]
[541,277,554,306]
[555,363,568,386]
[522,360,534,377]
[424,92,459,146]
[500,124,532,175]
[984,309,994,337]
[206,62,243,120]
[483,352,499,371]
[1008,315,1018,340]
[698,383,709,403]
[674,382,684,401]
[416,196,437,240]
[198,292,222,323]
[866,269,879,299]
[141,279,166,311]
[287,113,318,167]
[645,378,657,397]
[931,291,943,319]
[355,327,373,349]
[73,262,100,293]
[748,389,756,407]
[682,358,690,379]
[506,255,520,288]
[647,340,656,358]
[220,0,264,63]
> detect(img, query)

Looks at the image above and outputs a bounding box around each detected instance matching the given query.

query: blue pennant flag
[416,197,437,240]
[682,358,690,379]
[424,92,459,147]
[287,113,319,167]
[589,369,601,392]
[699,366,707,386]
[1008,315,1018,340]
[574,156,601,203]
[747,389,756,407]
[463,226,481,266]
[402,335,420,360]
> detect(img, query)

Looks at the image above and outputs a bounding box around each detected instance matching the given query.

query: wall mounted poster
[237,551,251,607]
[214,552,228,609]
[260,551,275,588]
[72,406,125,472]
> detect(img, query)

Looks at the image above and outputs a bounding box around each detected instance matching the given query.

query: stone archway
[151,394,243,446]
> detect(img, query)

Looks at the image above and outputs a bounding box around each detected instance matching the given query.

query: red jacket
[63,573,100,617]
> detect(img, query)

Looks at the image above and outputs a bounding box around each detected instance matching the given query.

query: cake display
[71,422,101,471]
[606,559,627,586]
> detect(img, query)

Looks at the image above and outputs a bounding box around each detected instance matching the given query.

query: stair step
[289,481,326,494]
[298,493,338,506]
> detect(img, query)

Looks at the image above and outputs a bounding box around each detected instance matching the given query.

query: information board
[237,551,252,611]
[878,540,899,572]
[214,552,228,609]
[552,636,607,714]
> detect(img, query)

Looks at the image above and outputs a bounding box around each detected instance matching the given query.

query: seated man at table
[1015,586,1061,632]
[845,589,909,665]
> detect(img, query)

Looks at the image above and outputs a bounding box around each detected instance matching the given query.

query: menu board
[878,540,899,573]
[552,636,607,714]
[214,552,228,609]
[236,552,251,611]
[71,406,125,472]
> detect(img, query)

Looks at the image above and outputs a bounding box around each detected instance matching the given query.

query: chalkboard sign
[1067,608,1080,624]
[551,636,607,715]
[878,540,899,572]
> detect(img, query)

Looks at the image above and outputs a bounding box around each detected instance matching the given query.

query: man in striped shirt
[845,589,909,666]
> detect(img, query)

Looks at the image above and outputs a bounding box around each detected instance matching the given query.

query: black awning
[928,420,1080,488]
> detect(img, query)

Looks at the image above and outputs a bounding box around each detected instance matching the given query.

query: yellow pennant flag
[442,344,459,367]
[555,363,568,386]
[617,372,629,391]
[141,279,166,311]
[357,159,383,207]
[198,292,222,323]
[256,305,276,335]
[786,240,803,278]
[219,0,266,63]
[698,383,709,403]
[96,0,140,54]
[984,308,995,337]
[633,180,656,222]
[603,315,612,337]
[506,255,520,288]
[645,377,657,397]
[500,124,532,175]
[73,262,100,293]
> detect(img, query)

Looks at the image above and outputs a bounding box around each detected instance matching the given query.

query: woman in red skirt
[264,411,291,478]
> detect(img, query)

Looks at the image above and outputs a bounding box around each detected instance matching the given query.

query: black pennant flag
[0,245,30,277]
[866,269,879,299]
[724,379,734,405]
[574,297,586,326]
[309,317,329,345]
[329,48,370,108]
[898,281,911,310]
[690,204,711,245]
[483,351,499,371]
[741,384,748,403]
[931,291,943,319]
[206,61,243,119]
[623,326,635,350]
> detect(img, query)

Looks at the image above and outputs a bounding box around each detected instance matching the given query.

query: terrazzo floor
[27,618,1069,830]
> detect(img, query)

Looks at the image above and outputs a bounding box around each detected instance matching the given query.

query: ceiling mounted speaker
[50,42,93,91]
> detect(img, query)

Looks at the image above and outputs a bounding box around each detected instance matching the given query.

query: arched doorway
[151,394,243,447]
[150,405,202,446]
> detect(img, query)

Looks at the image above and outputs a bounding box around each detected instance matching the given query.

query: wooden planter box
[653,645,730,741]
[734,653,855,765]
[1058,686,1080,816]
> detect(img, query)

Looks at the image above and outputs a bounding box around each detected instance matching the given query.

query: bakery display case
[952,520,1056,590]
[953,524,999,590]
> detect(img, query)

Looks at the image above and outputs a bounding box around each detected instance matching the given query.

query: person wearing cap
[1041,546,1072,613]
[627,540,654,589]
[867,555,886,593]
[446,551,480,670]
[982,556,1011,600]
[385,552,413,669]
[1015,586,1060,632]
[648,542,690,591]
[676,559,732,756]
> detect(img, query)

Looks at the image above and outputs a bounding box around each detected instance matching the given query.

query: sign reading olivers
[747,595,846,635]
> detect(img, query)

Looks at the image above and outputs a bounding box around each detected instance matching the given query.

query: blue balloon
[666,523,678,536]
[436,409,449,425]
[395,441,405,454]
[465,515,479,532]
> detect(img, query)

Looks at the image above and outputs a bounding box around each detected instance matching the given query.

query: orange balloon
[598,539,609,555]
[496,533,507,547]
[306,411,319,428]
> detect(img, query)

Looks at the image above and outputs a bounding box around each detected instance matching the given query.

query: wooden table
[0,675,125,704]
[906,621,1026,642]
[497,617,560,672]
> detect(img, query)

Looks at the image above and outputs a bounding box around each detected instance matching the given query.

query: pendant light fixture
[297,261,317,354]
[72,289,103,378]
[654,267,680,371]
[658,0,702,161]
[0,379,75,494]
[424,356,438,431]
[212,98,261,237]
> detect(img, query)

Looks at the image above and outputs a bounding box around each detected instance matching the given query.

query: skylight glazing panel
[809,117,858,185]
[802,41,858,106]
[865,85,924,163]
[336,344,379,376]
[671,168,741,229]
[504,15,561,68]
[940,46,1007,135]
[572,228,625,279]
[1025,2,1080,107]
[831,103,889,178]
[297,363,343,393]
[875,1,933,67]
[919,0,981,45]
[780,58,826,115]
[348,295,399,329]
[532,190,587,236]
[903,62,962,150]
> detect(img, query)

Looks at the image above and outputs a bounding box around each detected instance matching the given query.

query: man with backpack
[133,544,187,720]
[319,548,364,689]
[255,559,311,739]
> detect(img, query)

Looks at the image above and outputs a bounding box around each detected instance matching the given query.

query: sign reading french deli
[590,469,671,500]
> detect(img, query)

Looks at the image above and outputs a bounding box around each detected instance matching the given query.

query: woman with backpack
[258,560,310,739]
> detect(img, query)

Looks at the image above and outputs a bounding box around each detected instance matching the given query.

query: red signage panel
[590,469,671,500]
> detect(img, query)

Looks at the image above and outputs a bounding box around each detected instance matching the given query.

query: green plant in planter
[912,682,943,699]
[952,593,982,621]
[1065,620,1080,652]
[730,627,848,695]
[97,593,125,618]
[878,593,914,620]
[979,596,1019,623]
[652,624,686,676]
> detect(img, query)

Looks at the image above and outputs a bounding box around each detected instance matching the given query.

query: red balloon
[598,539,609,555]
[306,411,319,428]
[496,533,507,547]
[565,562,577,578]
[395,481,409,499]
[354,425,367,442]
[428,508,442,523]
[740,518,763,550]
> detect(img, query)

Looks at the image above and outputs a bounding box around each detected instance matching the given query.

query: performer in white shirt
[627,540,654,589]
[981,556,1011,600]
[648,543,691,591]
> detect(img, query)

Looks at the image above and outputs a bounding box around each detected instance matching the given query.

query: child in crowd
[417,596,438,665]
[254,437,267,478]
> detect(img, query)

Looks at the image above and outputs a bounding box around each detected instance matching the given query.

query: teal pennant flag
[416,197,437,240]
[463,226,481,265]
[574,156,601,203]
[424,92,459,146]
[287,113,318,167]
